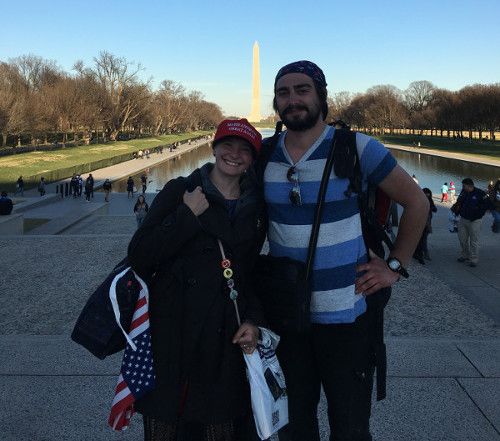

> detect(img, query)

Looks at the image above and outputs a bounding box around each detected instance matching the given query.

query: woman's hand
[232,322,259,354]
[183,186,209,216]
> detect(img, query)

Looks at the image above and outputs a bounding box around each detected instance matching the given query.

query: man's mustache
[283,105,308,115]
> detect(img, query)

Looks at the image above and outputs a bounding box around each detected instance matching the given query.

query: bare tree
[404,81,436,112]
[327,91,352,123]
[90,51,148,141]
[151,80,187,135]
[365,85,408,134]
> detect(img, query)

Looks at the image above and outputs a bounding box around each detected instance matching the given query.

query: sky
[2,0,499,118]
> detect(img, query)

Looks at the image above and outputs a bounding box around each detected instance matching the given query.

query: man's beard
[279,104,322,132]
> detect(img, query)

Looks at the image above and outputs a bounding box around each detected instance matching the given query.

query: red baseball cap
[213,118,262,158]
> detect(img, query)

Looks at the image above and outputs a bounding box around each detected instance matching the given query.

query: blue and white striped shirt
[264,125,397,324]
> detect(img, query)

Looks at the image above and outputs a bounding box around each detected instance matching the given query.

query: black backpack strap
[254,121,283,185]
[333,127,392,401]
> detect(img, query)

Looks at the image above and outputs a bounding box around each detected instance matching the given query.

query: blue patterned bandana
[274,60,327,88]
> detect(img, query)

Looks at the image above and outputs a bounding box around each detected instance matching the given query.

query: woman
[488,179,500,233]
[133,194,149,229]
[414,187,437,263]
[127,176,135,198]
[128,119,267,441]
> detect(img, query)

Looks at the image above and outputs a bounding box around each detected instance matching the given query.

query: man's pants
[491,211,500,231]
[276,310,376,441]
[458,217,483,263]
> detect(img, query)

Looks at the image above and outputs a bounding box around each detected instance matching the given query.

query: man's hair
[462,178,474,186]
[272,81,328,120]
[1,191,7,197]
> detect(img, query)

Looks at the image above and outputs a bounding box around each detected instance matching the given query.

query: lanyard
[217,239,241,326]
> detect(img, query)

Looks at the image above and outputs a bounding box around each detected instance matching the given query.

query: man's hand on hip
[355,249,400,296]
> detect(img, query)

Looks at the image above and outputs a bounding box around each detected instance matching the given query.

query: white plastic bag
[244,327,288,440]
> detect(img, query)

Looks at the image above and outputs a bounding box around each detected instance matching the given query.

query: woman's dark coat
[128,163,267,424]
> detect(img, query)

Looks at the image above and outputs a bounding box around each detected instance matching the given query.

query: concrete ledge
[26,202,109,235]
[0,213,24,235]
[12,194,61,213]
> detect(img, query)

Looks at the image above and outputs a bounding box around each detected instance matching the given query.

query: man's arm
[355,164,429,296]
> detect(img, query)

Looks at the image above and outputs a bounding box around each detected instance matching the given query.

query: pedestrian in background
[84,178,93,202]
[103,178,112,202]
[449,181,456,203]
[487,179,500,233]
[86,174,94,198]
[133,194,149,229]
[15,176,24,197]
[455,178,493,267]
[71,174,79,198]
[441,182,449,202]
[126,177,134,198]
[38,177,46,196]
[413,188,437,263]
[0,191,13,215]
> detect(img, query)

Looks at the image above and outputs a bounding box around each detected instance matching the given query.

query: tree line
[0,52,224,149]
[2,53,499,149]
[327,81,500,141]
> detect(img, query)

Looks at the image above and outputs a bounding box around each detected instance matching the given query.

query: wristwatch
[386,257,409,278]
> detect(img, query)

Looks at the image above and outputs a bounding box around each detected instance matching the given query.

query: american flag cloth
[108,283,156,431]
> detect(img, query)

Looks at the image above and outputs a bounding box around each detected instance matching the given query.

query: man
[455,178,492,267]
[0,191,13,215]
[259,60,428,441]
[141,173,148,193]
[70,174,79,198]
[103,178,112,202]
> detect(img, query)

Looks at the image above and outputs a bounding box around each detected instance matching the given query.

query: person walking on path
[84,177,93,202]
[127,118,266,440]
[70,174,79,198]
[256,60,428,441]
[126,177,134,198]
[0,191,13,215]
[133,194,149,229]
[449,181,456,203]
[14,176,24,197]
[455,178,493,267]
[38,177,46,197]
[441,182,449,202]
[487,178,500,233]
[103,178,112,202]
[141,173,147,194]
[77,174,83,197]
[86,174,94,198]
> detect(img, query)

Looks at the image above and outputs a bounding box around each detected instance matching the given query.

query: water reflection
[113,143,214,193]
[112,130,499,197]
[113,129,276,193]
[388,149,499,194]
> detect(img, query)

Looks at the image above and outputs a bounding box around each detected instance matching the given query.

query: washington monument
[249,41,261,122]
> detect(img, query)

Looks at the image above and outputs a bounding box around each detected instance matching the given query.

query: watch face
[388,259,400,271]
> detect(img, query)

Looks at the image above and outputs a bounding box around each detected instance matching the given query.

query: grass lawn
[375,134,500,160]
[0,131,214,188]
